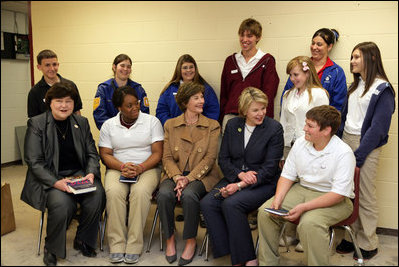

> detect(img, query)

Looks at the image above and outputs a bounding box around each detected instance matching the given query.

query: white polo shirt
[282,135,355,198]
[344,77,386,135]
[99,112,164,164]
[280,87,329,147]
[235,48,266,79]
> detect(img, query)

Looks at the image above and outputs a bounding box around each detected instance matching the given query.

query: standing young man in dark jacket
[27,49,83,118]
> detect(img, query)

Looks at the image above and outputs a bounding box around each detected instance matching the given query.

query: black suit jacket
[20,111,100,211]
[218,116,283,188]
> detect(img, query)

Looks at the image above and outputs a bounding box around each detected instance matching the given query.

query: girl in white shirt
[280,56,329,162]
[336,42,395,260]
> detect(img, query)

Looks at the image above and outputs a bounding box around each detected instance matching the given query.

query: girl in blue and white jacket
[156,54,219,126]
[336,42,395,260]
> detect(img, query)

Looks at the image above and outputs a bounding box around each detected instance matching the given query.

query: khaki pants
[342,131,381,250]
[257,183,353,266]
[104,167,160,254]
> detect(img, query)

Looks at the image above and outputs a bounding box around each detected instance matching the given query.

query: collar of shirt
[315,57,334,80]
[114,111,143,128]
[236,48,265,65]
[304,135,338,156]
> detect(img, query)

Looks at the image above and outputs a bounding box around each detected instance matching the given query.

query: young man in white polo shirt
[257,105,356,266]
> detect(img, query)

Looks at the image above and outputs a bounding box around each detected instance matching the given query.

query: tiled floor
[1,164,398,266]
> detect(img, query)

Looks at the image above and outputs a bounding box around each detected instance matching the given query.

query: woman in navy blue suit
[200,87,283,265]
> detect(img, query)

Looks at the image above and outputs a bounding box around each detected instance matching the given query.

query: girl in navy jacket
[156,54,219,126]
[336,42,395,260]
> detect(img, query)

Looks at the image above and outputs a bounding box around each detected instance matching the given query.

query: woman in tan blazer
[157,82,221,265]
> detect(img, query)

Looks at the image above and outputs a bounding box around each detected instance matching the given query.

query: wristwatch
[237,182,242,191]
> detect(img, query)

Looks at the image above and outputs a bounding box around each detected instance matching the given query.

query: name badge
[231,69,238,74]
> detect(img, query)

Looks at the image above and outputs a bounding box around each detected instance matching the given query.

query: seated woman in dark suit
[200,87,283,266]
[21,82,106,266]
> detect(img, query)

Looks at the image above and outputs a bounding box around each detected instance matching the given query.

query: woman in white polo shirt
[98,86,164,264]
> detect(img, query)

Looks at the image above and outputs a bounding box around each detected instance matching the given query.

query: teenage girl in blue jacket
[93,54,149,130]
[281,28,347,111]
[156,54,219,126]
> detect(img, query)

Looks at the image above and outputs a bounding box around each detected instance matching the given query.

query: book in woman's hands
[264,208,289,216]
[119,175,139,183]
[66,176,96,194]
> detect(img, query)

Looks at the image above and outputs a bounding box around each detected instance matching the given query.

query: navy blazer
[21,111,101,211]
[218,116,283,187]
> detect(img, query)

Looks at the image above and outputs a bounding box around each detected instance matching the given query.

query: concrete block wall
[27,1,398,228]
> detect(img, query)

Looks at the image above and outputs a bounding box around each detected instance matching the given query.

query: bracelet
[237,182,242,191]
[138,164,145,173]
[120,163,125,171]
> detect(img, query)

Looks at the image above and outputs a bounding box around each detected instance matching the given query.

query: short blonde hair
[238,87,268,117]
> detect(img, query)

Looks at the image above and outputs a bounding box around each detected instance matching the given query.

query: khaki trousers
[258,183,353,266]
[342,131,381,250]
[104,167,160,254]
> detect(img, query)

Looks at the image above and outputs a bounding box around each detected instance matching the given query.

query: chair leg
[146,207,159,253]
[205,232,209,261]
[37,211,45,256]
[329,227,335,251]
[279,222,290,252]
[199,231,207,256]
[159,218,163,251]
[100,211,107,251]
[199,230,209,261]
[342,225,364,266]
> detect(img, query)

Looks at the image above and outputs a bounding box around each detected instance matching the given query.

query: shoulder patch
[143,96,149,107]
[93,97,100,111]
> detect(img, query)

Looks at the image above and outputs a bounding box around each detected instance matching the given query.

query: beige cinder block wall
[31,1,398,229]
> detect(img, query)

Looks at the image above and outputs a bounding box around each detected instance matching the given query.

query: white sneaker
[295,242,304,252]
[279,236,297,247]
[124,254,139,264]
[109,253,124,263]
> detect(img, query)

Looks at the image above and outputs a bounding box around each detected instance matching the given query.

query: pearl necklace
[184,115,199,126]
[121,114,136,126]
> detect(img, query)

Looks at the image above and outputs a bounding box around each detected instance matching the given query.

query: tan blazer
[161,113,222,192]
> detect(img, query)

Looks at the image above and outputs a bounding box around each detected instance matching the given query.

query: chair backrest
[334,166,360,226]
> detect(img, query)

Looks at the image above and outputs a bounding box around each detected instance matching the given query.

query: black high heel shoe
[178,245,197,266]
[165,243,177,263]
